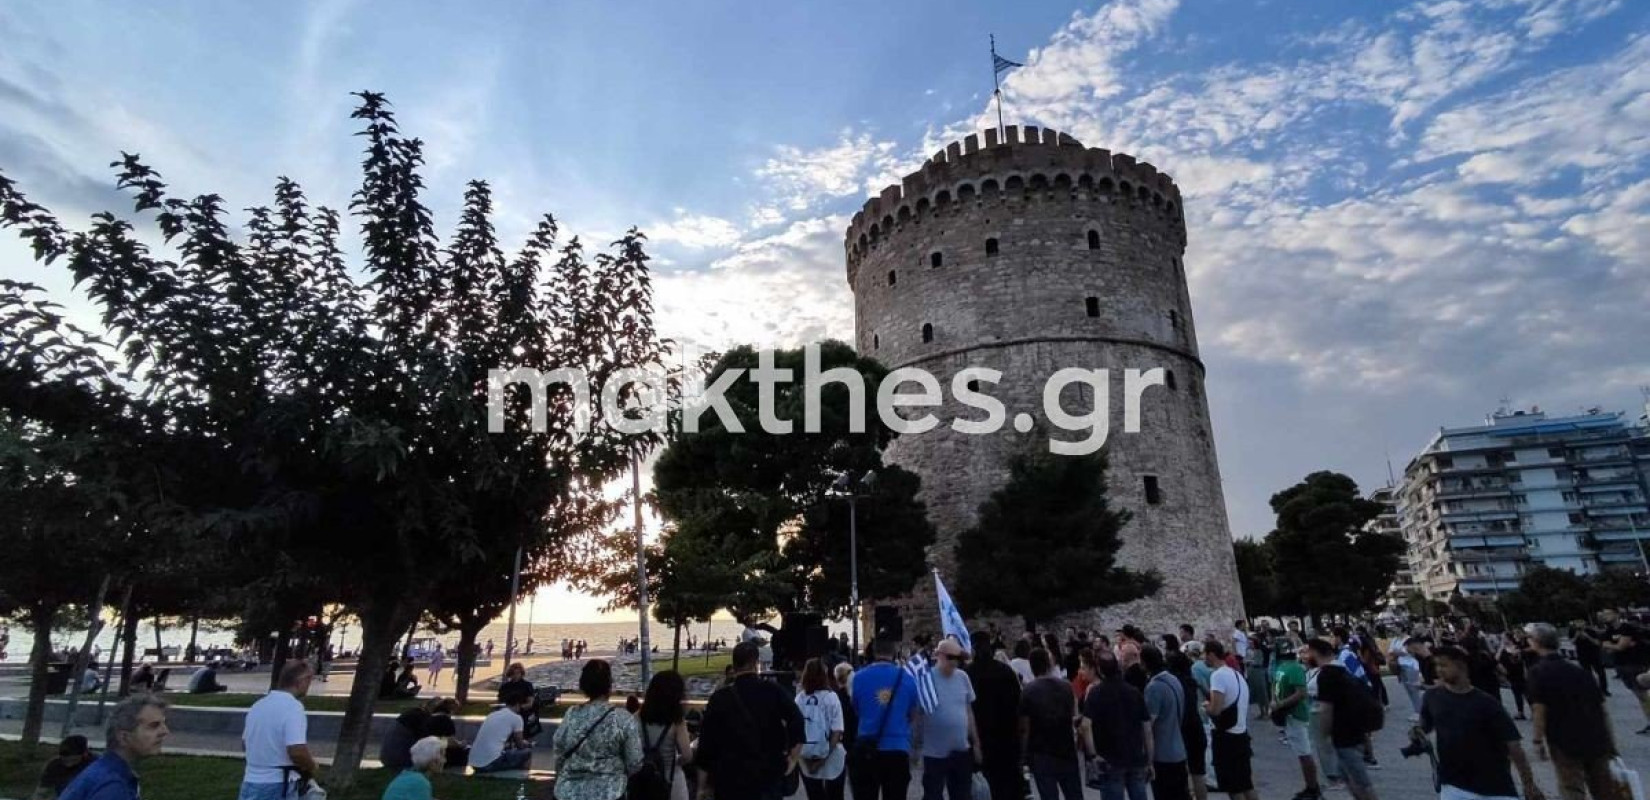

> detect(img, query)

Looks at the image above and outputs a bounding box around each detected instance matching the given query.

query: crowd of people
[27,610,1650,800]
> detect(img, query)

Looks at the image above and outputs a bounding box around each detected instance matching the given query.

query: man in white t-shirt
[1232,620,1251,661]
[469,688,535,772]
[240,661,317,800]
[1204,641,1257,800]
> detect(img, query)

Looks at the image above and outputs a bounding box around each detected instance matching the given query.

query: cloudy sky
[4,0,1650,620]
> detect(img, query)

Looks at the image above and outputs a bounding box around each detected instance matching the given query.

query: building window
[872,334,879,350]
[1165,370,1178,390]
[1087,230,1100,250]
[1513,494,1527,506]
[930,251,943,268]
[1563,491,1578,503]
[1437,456,1454,469]
[1504,451,1518,463]
[1169,309,1180,329]
[1549,447,1564,458]
[1085,297,1100,317]
[887,270,897,286]
[985,238,999,256]
[1144,476,1162,505]
[921,323,933,343]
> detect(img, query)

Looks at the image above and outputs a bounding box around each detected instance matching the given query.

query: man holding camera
[1419,645,1546,800]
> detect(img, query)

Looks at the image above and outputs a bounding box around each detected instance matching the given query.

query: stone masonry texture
[844,125,1244,639]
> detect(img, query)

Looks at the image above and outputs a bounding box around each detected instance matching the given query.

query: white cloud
[755,130,899,210]
[646,212,743,249]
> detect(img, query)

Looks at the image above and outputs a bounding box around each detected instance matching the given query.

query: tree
[1587,570,1650,613]
[648,342,935,622]
[1264,472,1402,621]
[954,449,1160,631]
[1233,538,1278,618]
[0,92,668,787]
[1500,566,1591,624]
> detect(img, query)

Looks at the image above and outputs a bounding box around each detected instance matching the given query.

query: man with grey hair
[1526,622,1616,800]
[240,660,318,800]
[58,694,169,800]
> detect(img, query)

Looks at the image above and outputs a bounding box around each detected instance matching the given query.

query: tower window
[930,251,942,268]
[1166,370,1177,390]
[985,238,999,256]
[887,270,897,286]
[1087,230,1100,250]
[1169,309,1179,329]
[921,323,934,343]
[966,379,980,393]
[1144,476,1162,505]
[1085,297,1100,318]
[872,334,879,350]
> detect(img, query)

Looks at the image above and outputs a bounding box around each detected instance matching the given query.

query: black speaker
[874,605,904,642]
[776,612,825,671]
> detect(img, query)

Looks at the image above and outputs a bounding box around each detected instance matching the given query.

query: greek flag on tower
[935,572,972,655]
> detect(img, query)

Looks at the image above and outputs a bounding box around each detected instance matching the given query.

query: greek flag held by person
[907,653,939,714]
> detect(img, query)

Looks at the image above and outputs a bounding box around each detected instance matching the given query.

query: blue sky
[5,0,1650,620]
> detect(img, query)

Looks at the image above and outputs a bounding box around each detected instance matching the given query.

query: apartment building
[1398,406,1650,600]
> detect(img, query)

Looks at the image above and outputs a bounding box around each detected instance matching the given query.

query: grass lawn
[664,652,732,681]
[0,741,539,800]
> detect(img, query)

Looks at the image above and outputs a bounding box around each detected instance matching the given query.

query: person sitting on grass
[469,686,537,773]
[394,662,422,699]
[186,663,228,694]
[33,735,96,800]
[382,736,446,800]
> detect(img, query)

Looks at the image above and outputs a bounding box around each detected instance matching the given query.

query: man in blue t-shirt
[850,637,919,800]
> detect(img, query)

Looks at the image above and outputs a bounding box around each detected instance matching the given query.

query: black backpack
[627,723,674,800]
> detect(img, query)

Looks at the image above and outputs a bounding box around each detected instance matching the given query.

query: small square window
[1085,297,1100,317]
[887,270,897,286]
[985,238,999,256]
[1144,476,1162,505]
[930,252,943,268]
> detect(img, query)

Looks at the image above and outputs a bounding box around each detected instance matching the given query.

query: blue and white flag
[934,572,973,655]
[993,53,1023,75]
[905,653,938,714]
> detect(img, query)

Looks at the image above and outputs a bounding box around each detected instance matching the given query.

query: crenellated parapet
[844,125,1185,283]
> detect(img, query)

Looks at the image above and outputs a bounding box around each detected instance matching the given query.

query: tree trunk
[117,609,138,696]
[188,616,200,662]
[672,625,681,673]
[327,598,407,790]
[453,620,484,705]
[153,616,165,663]
[268,628,293,693]
[21,601,57,748]
[61,574,111,738]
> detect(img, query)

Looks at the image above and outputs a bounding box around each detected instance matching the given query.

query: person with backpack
[696,642,805,800]
[1306,639,1381,800]
[795,658,846,800]
[633,671,693,800]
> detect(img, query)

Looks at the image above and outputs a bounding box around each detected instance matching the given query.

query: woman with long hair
[637,670,693,800]
[552,660,641,800]
[795,658,846,800]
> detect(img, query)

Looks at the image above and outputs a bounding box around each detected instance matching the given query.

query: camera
[1399,727,1434,759]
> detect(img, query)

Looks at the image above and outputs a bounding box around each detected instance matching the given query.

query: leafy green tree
[1500,566,1591,624]
[955,450,1160,631]
[650,342,935,621]
[1264,472,1401,621]
[1233,538,1278,618]
[1586,570,1650,613]
[0,92,668,787]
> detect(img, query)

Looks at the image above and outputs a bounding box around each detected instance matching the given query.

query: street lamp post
[830,470,876,663]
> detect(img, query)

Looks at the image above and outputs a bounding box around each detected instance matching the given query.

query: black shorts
[1210,730,1253,792]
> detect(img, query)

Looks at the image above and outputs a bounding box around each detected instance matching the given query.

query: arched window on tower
[1087,230,1100,250]
[887,270,897,286]
[921,323,933,343]
[1085,297,1100,318]
[1165,369,1178,390]
[985,238,999,256]
[930,251,943,268]
[1169,309,1179,329]
[873,334,879,350]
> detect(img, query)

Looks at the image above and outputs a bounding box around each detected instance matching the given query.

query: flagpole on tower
[990,35,1022,140]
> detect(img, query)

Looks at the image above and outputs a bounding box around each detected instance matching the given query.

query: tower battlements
[844,126,1184,284]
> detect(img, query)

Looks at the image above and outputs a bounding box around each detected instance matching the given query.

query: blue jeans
[921,750,973,800]
[237,783,290,800]
[473,747,532,773]
[1096,762,1149,800]
[1029,753,1083,800]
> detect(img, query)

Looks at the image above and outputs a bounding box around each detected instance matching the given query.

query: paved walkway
[6,674,1649,798]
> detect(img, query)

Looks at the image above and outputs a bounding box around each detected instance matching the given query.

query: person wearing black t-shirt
[1420,645,1546,800]
[1570,622,1610,697]
[36,735,95,800]
[1601,612,1650,733]
[1526,623,1615,800]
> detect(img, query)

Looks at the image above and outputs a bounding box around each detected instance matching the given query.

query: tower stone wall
[844,125,1243,638]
